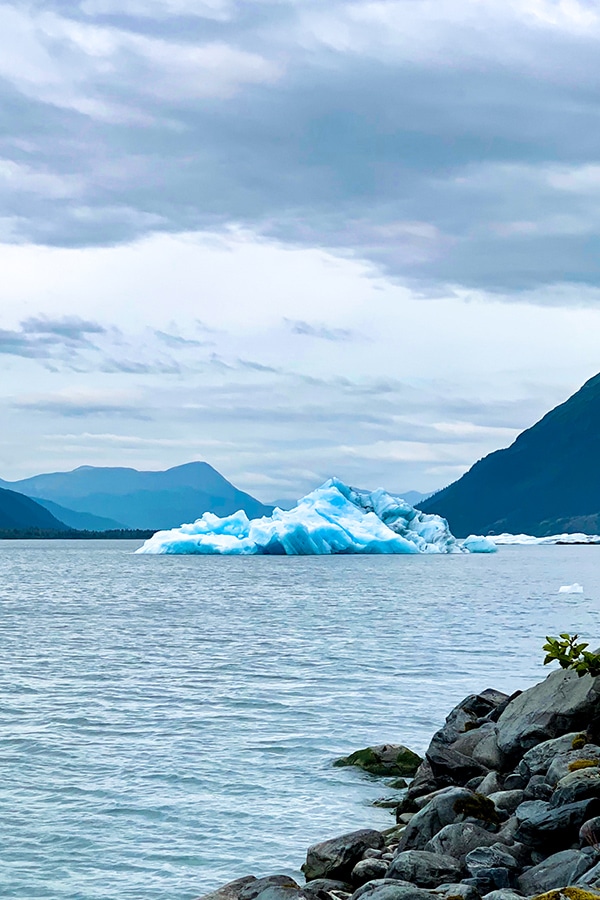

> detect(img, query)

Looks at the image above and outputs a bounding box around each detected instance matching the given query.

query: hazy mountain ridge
[420,372,600,536]
[0,487,69,531]
[0,462,273,530]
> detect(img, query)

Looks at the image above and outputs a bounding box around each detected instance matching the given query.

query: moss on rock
[531,888,600,900]
[334,744,422,777]
[568,759,599,772]
[452,791,501,825]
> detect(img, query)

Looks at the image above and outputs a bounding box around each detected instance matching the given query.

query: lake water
[1,541,600,900]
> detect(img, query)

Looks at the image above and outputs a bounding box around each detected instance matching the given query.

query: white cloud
[0,3,280,121]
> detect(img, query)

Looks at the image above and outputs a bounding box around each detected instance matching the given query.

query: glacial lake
[1,541,600,900]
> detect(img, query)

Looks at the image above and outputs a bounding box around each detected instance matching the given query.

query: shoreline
[199,665,600,900]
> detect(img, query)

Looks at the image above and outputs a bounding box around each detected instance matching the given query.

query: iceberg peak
[136,479,495,556]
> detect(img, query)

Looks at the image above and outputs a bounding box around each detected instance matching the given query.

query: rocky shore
[197,664,600,900]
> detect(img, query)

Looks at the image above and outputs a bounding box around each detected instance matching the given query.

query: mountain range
[0,486,69,531]
[420,372,600,536]
[2,372,599,537]
[0,462,273,532]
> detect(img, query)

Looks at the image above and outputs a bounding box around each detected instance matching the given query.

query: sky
[1,0,600,501]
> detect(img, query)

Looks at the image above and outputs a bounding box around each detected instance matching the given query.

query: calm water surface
[1,542,600,899]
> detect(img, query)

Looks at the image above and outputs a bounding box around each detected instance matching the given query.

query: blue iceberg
[137,478,496,555]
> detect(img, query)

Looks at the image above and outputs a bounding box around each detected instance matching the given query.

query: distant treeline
[0,528,156,540]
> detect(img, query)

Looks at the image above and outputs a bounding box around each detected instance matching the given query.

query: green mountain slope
[0,487,70,531]
[420,373,600,537]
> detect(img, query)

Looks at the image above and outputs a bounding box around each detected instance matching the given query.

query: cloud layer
[0,0,599,293]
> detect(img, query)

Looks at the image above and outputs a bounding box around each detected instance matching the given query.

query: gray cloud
[287,319,357,342]
[13,397,152,419]
[0,315,108,359]
[0,2,598,295]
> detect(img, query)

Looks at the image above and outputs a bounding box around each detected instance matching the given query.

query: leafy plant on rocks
[543,634,600,677]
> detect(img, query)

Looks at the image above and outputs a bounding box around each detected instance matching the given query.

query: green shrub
[543,634,600,678]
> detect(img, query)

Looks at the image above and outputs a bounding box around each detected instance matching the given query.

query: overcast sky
[1,0,600,501]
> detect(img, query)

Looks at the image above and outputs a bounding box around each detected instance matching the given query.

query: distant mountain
[34,499,125,532]
[420,372,600,537]
[0,487,69,531]
[0,462,273,530]
[398,490,431,507]
[270,498,298,511]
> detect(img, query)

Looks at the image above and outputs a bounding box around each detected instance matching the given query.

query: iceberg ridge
[490,532,600,545]
[136,478,495,556]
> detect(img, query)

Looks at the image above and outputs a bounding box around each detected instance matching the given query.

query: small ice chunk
[462,535,498,553]
[558,583,584,594]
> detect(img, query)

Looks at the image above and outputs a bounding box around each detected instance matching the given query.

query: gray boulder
[239,877,308,900]
[517,848,594,895]
[481,892,523,900]
[515,798,600,846]
[425,823,501,863]
[352,881,412,900]
[478,772,503,797]
[401,760,445,809]
[487,791,524,815]
[432,691,510,748]
[472,730,506,773]
[387,851,462,887]
[577,859,600,887]
[551,768,600,807]
[434,885,480,900]
[495,669,600,761]
[519,733,584,778]
[303,830,385,881]
[461,870,513,894]
[350,881,432,900]
[423,693,509,786]
[335,746,423,778]
[196,877,258,900]
[426,744,488,785]
[396,788,476,851]
[465,846,520,876]
[524,775,554,802]
[302,880,353,899]
[546,748,600,787]
[351,859,390,885]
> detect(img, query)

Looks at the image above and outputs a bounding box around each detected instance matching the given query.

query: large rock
[551,768,600,807]
[546,748,600,786]
[303,880,353,899]
[238,877,308,900]
[519,734,584,778]
[425,823,501,863]
[350,881,433,900]
[465,846,520,876]
[351,858,390,885]
[478,772,503,797]
[387,850,462,887]
[422,692,509,786]
[303,829,385,882]
[426,744,488,784]
[517,849,595,895]
[515,798,600,847]
[434,885,480,900]
[335,746,423,777]
[486,791,524,815]
[496,669,600,761]
[481,892,522,900]
[396,788,475,851]
[472,730,506,772]
[196,877,258,900]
